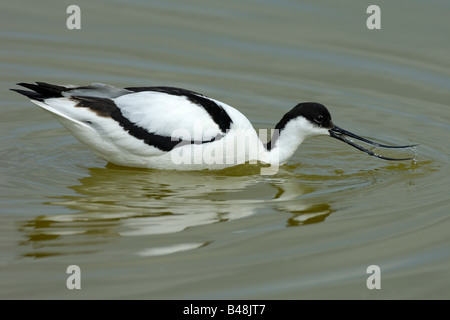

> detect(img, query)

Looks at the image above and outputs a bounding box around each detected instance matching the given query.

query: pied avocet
[11,82,415,170]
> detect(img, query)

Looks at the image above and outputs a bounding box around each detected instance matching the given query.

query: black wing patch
[11,82,69,101]
[73,96,221,152]
[125,86,233,133]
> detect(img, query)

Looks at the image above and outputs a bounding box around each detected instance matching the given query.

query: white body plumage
[12,82,414,171]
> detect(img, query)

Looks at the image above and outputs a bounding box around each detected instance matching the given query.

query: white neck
[260,117,328,165]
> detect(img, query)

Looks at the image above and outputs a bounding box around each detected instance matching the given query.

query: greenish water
[1,0,450,299]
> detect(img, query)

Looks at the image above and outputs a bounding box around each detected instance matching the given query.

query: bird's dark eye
[314,114,324,124]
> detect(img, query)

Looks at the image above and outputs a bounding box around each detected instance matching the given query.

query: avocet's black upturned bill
[11,82,415,170]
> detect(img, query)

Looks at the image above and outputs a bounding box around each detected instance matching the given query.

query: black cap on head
[275,102,333,132]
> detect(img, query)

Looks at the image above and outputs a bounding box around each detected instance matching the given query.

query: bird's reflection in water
[19,164,334,258]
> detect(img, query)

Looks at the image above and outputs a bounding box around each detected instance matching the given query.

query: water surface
[1,0,450,299]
